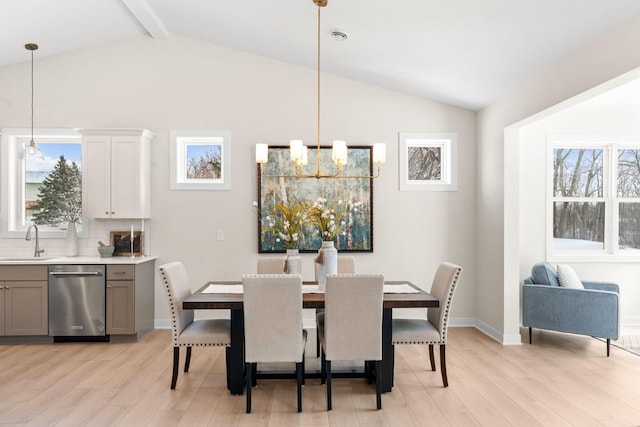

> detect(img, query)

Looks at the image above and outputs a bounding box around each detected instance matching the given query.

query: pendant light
[25,43,39,156]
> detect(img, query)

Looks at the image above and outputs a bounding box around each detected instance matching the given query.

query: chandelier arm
[259,162,381,179]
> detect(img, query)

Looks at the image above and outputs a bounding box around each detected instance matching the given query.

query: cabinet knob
[107,285,111,288]
[111,211,116,215]
[105,211,109,215]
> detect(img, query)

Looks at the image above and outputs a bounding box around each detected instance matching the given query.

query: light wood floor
[1,327,639,426]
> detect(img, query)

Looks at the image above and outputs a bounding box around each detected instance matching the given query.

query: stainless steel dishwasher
[49,265,107,341]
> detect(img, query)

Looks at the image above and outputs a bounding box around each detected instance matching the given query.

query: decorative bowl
[98,246,115,258]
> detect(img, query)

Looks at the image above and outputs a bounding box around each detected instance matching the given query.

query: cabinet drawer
[106,265,134,280]
[0,265,48,281]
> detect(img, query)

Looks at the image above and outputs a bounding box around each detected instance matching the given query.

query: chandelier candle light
[255,0,386,179]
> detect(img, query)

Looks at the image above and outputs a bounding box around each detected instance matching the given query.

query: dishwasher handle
[49,271,103,276]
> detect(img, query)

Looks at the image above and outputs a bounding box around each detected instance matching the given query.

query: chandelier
[255,0,386,179]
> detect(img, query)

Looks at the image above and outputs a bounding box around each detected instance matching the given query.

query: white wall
[479,14,640,342]
[0,35,477,326]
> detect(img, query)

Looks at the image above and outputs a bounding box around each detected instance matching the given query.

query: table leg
[228,309,245,395]
[380,307,394,392]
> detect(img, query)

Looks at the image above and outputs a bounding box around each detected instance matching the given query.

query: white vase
[285,249,302,275]
[65,221,79,257]
[315,240,338,290]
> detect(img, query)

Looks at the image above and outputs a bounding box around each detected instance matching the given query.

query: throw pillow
[557,264,584,289]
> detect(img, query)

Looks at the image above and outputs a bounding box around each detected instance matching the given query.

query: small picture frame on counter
[110,231,143,257]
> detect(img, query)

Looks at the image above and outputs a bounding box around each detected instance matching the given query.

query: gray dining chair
[317,274,384,410]
[314,256,356,356]
[392,262,463,387]
[243,274,306,413]
[257,257,286,274]
[159,261,231,390]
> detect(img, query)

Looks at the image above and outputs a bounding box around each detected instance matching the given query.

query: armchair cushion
[530,262,560,286]
[557,264,584,289]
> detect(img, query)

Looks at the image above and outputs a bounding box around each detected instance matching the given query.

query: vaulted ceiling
[3,0,640,110]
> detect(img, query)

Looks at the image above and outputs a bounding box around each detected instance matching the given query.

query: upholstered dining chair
[159,261,231,390]
[317,274,384,410]
[392,262,463,387]
[257,257,286,274]
[314,256,356,356]
[243,274,307,413]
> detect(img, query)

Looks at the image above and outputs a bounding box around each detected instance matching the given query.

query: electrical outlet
[216,230,224,241]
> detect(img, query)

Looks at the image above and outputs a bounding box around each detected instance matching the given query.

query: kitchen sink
[0,257,57,262]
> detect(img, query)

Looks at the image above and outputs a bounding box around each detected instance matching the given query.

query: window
[548,136,640,259]
[1,128,85,238]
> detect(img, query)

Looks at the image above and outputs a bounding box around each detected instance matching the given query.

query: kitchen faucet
[25,222,45,257]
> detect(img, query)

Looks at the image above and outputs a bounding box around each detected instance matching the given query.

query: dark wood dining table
[183,280,439,395]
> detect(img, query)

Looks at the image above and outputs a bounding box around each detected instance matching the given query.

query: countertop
[0,256,157,265]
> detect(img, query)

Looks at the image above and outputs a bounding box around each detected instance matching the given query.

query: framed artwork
[170,130,231,190]
[110,231,143,256]
[257,145,373,253]
[399,132,458,191]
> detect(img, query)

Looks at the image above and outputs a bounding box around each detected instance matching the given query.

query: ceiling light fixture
[25,43,40,157]
[330,29,349,41]
[256,0,385,179]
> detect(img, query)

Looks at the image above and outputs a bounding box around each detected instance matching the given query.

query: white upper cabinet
[80,129,154,219]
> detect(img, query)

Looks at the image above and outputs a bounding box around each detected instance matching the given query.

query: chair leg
[251,363,257,387]
[302,353,306,386]
[246,362,252,413]
[225,347,231,390]
[365,361,373,384]
[184,346,192,372]
[440,345,448,387]
[428,344,436,371]
[321,350,326,384]
[171,346,179,390]
[607,339,611,357]
[326,360,332,411]
[375,360,382,410]
[316,324,321,357]
[529,326,532,344]
[296,361,303,413]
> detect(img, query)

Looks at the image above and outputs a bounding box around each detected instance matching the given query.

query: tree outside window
[551,140,640,256]
[25,142,82,228]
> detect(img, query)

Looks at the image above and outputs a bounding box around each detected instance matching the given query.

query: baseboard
[154,319,171,329]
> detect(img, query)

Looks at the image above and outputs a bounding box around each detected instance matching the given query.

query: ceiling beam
[121,0,169,39]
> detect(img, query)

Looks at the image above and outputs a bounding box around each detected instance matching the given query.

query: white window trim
[1,128,89,239]
[169,130,231,190]
[547,134,640,262]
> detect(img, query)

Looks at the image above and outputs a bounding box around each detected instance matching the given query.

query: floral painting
[257,146,373,253]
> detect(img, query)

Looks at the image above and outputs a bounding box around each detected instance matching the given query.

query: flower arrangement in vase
[261,197,309,250]
[307,196,347,243]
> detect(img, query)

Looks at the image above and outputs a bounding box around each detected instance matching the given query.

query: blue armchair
[522,262,620,356]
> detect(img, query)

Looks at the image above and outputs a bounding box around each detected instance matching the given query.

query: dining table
[183,280,439,395]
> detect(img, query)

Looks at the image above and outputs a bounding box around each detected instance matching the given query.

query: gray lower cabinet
[106,261,154,340]
[0,266,48,336]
